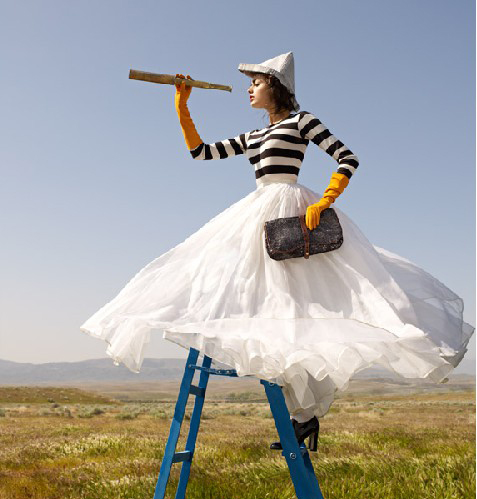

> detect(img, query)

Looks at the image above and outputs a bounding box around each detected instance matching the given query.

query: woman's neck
[268,108,290,125]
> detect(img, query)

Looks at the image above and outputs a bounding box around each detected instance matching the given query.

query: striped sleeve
[190,132,248,160]
[297,111,359,178]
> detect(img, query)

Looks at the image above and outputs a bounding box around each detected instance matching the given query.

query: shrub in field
[39,408,60,416]
[116,411,139,420]
[76,405,108,418]
[226,391,263,401]
[151,409,168,419]
[77,411,94,419]
[200,411,216,420]
[0,408,5,417]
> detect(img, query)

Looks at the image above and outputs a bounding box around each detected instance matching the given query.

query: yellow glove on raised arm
[305,173,349,230]
[174,74,203,150]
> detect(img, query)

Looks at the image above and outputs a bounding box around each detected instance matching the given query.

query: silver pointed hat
[238,51,299,111]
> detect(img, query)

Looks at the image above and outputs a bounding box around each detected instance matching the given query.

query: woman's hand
[305,197,333,230]
[306,173,350,230]
[174,73,202,150]
[174,73,193,109]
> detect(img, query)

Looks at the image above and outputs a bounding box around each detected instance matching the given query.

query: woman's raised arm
[175,73,248,160]
[189,133,248,160]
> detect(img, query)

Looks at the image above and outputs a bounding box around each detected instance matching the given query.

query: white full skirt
[81,181,473,417]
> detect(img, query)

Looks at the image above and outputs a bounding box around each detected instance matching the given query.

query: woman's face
[248,76,273,110]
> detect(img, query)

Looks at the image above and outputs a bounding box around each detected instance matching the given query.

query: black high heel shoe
[270,416,319,451]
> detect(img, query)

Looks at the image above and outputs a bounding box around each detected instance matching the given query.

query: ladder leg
[175,354,212,499]
[261,380,324,499]
[153,348,200,499]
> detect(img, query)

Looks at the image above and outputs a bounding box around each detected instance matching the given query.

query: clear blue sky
[1,0,475,373]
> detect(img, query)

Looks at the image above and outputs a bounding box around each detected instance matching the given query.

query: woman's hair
[249,72,299,113]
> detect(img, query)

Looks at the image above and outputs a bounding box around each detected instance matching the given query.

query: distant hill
[0,358,188,384]
[0,358,475,386]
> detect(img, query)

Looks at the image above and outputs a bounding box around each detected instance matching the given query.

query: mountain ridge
[0,358,188,383]
[0,358,474,385]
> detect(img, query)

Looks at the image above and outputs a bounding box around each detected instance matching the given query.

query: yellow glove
[305,173,349,230]
[174,73,203,150]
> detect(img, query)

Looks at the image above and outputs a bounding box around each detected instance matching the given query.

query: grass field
[0,385,475,499]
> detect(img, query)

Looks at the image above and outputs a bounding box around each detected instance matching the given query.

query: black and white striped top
[190,111,359,185]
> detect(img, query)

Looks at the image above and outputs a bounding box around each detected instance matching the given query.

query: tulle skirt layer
[81,180,473,416]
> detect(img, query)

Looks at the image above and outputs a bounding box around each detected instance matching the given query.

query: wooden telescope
[129,70,233,93]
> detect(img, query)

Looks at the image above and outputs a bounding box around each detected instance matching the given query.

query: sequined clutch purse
[264,208,343,261]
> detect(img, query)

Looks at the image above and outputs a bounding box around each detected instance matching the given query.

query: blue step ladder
[153,348,324,499]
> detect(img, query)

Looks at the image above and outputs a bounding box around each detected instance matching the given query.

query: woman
[81,52,473,451]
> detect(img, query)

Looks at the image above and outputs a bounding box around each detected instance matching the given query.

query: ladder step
[172,451,193,463]
[189,384,205,397]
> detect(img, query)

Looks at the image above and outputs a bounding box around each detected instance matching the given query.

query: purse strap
[299,216,310,259]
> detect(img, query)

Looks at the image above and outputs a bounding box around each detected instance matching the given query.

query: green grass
[0,390,474,498]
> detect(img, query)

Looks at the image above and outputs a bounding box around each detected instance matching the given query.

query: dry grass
[0,387,474,498]
[0,386,117,405]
